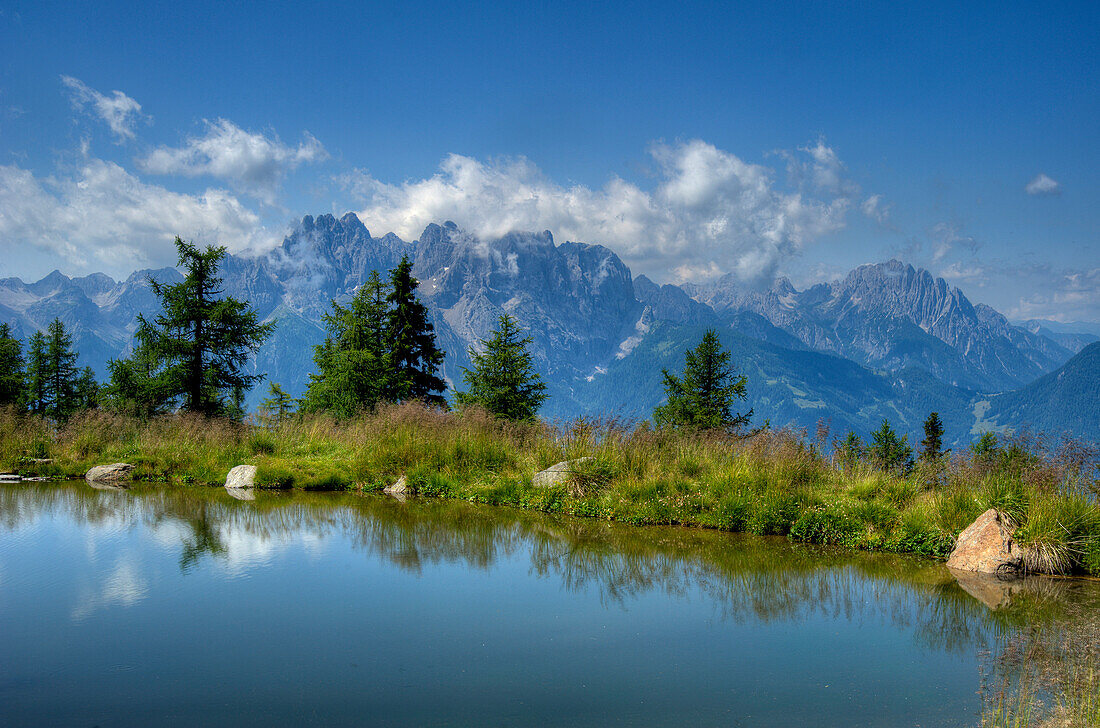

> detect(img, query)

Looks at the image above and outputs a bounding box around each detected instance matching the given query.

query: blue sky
[1,0,1097,321]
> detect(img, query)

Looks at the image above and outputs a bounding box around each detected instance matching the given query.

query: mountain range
[3,212,1097,446]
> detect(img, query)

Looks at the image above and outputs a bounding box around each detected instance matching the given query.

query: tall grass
[2,403,1098,575]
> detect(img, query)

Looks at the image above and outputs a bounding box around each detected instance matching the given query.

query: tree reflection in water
[1,481,1096,724]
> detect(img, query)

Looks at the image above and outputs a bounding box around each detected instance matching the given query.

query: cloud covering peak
[345,139,855,284]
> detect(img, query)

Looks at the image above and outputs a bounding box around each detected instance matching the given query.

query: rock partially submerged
[225,465,257,489]
[946,509,1028,575]
[532,458,593,488]
[85,463,134,485]
[384,475,408,498]
[0,473,20,483]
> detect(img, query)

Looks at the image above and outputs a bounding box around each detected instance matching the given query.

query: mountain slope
[0,214,1095,443]
[685,260,1072,391]
[560,321,977,445]
[979,342,1100,441]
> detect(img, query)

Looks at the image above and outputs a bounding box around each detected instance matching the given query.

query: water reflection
[1,482,1097,727]
[1,482,1091,642]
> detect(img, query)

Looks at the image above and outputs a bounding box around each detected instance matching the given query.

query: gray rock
[85,462,134,484]
[384,475,408,496]
[532,457,593,488]
[946,509,1028,575]
[0,473,20,483]
[685,260,1070,392]
[225,464,257,489]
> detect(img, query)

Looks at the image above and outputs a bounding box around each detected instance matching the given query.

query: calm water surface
[0,482,1094,727]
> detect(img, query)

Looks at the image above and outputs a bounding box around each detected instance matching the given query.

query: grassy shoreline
[3,403,1099,575]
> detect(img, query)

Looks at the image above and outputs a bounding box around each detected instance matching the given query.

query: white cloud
[139,119,328,203]
[784,137,857,198]
[1007,267,1100,322]
[930,222,980,262]
[1025,173,1061,196]
[938,261,988,281]
[861,194,891,223]
[61,76,145,142]
[344,139,855,284]
[0,159,278,275]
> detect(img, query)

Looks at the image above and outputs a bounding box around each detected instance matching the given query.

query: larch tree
[24,331,49,415]
[920,411,945,461]
[259,382,296,425]
[134,237,274,417]
[105,319,170,418]
[43,318,81,421]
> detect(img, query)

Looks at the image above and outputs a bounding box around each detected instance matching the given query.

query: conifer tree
[259,382,296,425]
[74,367,100,411]
[301,270,390,416]
[384,256,445,406]
[868,419,914,473]
[920,411,945,461]
[456,314,547,420]
[24,331,48,415]
[0,323,25,409]
[136,237,274,417]
[104,320,170,417]
[653,329,751,431]
[836,431,864,468]
[44,318,80,421]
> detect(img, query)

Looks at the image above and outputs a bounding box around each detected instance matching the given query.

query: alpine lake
[1,482,1097,727]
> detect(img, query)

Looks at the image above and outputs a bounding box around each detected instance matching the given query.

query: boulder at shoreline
[85,463,135,484]
[533,458,593,488]
[946,509,1027,575]
[225,465,257,489]
[384,475,408,497]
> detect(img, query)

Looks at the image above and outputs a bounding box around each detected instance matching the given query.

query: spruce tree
[44,318,80,421]
[138,237,274,417]
[868,419,914,473]
[456,314,547,420]
[384,256,445,406]
[920,411,945,461]
[653,329,751,431]
[24,331,48,415]
[836,431,864,468]
[0,323,25,409]
[301,270,390,416]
